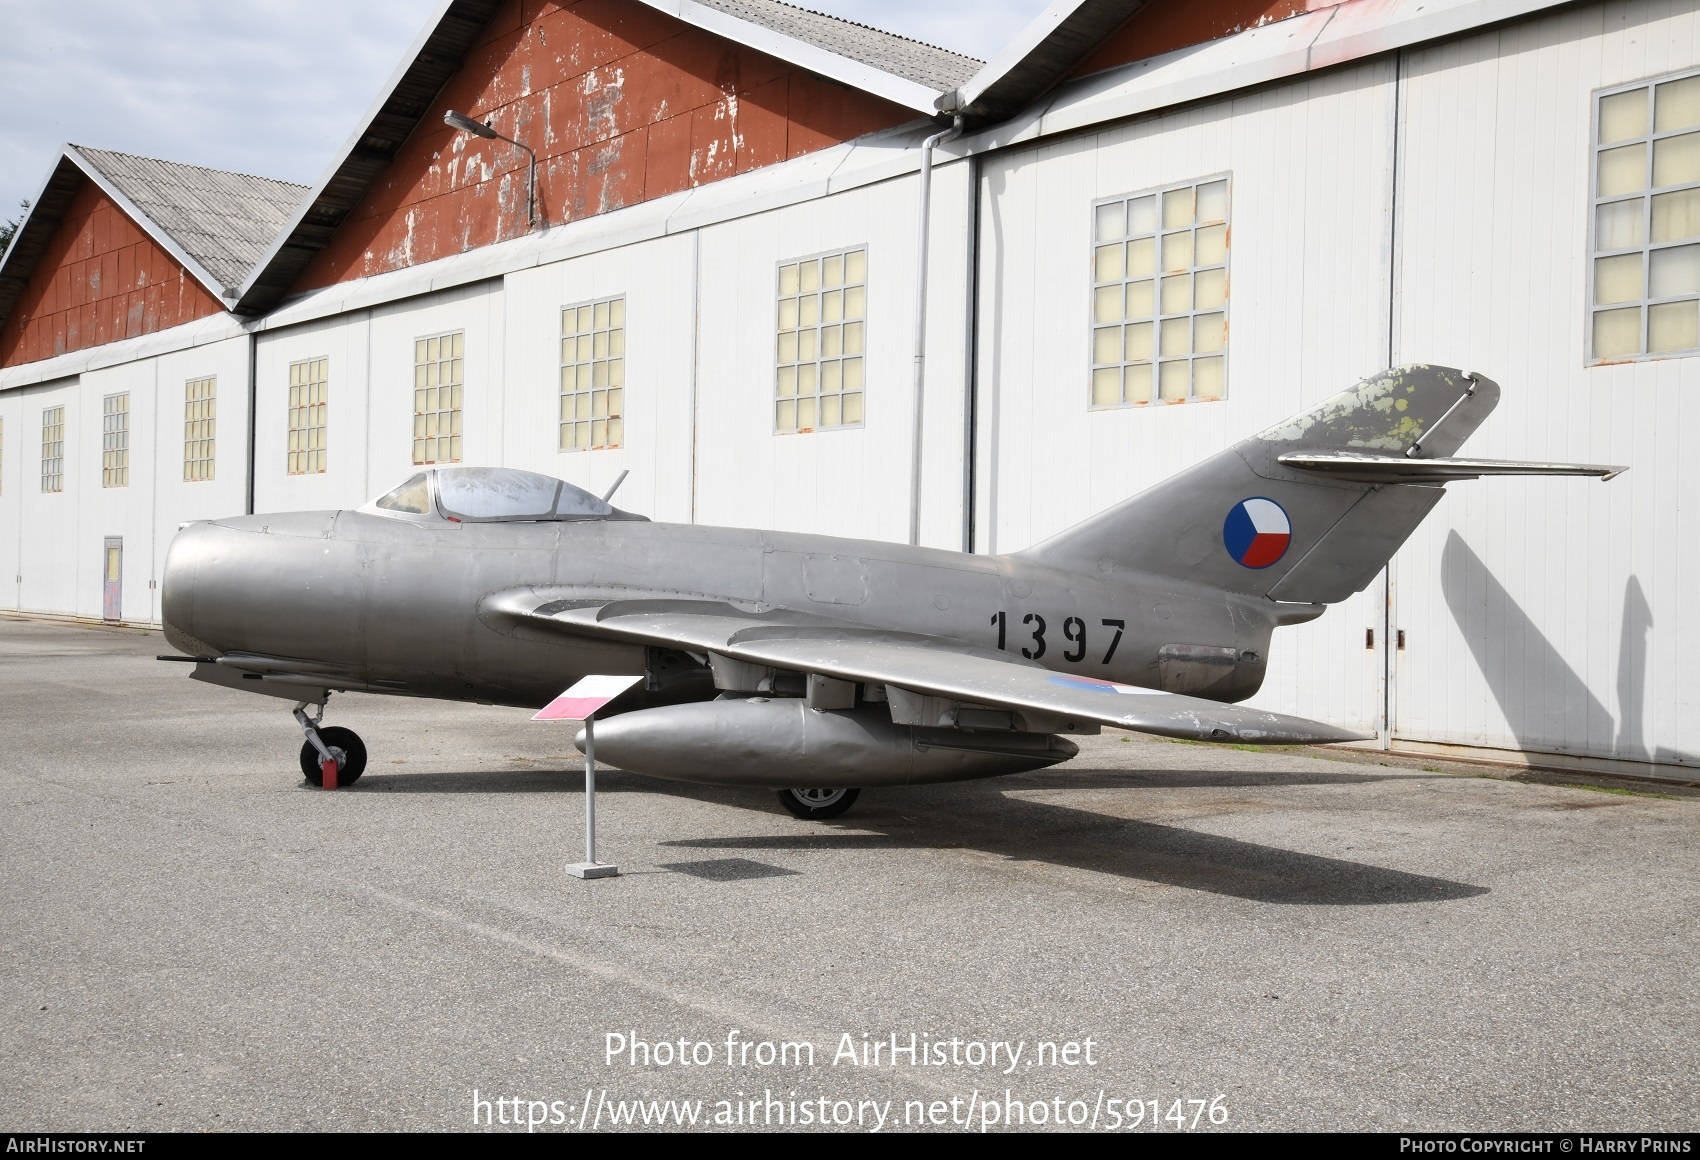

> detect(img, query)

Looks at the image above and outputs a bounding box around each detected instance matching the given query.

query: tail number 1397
[991,611,1125,664]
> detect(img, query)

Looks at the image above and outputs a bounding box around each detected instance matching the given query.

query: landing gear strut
[294,700,367,789]
[777,787,859,820]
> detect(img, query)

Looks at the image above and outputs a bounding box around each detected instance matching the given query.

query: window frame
[183,376,217,482]
[412,331,464,466]
[102,393,129,489]
[41,405,64,494]
[558,295,626,453]
[1088,174,1231,409]
[1587,68,1700,364]
[288,356,329,476]
[773,245,869,435]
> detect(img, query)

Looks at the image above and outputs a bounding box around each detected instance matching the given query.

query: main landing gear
[776,787,860,820]
[294,700,367,789]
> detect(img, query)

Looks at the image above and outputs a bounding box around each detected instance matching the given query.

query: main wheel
[776,787,860,820]
[299,726,367,787]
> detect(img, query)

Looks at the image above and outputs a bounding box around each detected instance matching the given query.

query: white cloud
[0,0,441,215]
[0,0,1050,225]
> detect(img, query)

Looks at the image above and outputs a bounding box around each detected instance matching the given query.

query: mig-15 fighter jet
[160,365,1621,819]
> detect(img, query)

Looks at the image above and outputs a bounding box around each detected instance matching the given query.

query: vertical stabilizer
[1019,365,1497,604]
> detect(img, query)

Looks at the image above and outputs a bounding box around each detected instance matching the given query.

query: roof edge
[631,0,953,112]
[958,0,1090,110]
[954,0,1151,119]
[0,150,68,276]
[230,0,473,311]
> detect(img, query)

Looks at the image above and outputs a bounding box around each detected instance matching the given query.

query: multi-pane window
[1591,72,1700,361]
[776,247,866,432]
[1091,177,1230,406]
[41,406,64,493]
[183,376,216,482]
[288,357,329,475]
[413,332,463,465]
[102,394,129,488]
[560,298,624,451]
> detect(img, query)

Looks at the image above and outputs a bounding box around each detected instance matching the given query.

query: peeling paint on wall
[1071,0,1350,79]
[0,179,224,368]
[294,0,914,294]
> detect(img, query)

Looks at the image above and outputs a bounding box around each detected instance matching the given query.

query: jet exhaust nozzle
[577,698,1078,787]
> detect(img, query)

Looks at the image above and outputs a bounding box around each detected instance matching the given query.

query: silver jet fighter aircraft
[161,365,1622,818]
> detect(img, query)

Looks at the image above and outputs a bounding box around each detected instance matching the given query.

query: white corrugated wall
[1391,0,1699,771]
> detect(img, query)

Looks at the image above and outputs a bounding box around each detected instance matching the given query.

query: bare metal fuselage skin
[162,510,1284,711]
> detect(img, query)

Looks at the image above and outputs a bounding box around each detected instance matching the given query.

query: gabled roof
[72,148,307,293]
[0,146,306,333]
[233,0,981,315]
[952,0,1151,120]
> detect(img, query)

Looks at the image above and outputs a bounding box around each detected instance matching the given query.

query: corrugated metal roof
[71,147,307,294]
[688,0,982,90]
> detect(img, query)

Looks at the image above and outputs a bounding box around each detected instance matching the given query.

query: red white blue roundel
[1223,497,1291,569]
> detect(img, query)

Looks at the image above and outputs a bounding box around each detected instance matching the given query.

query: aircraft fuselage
[163,509,1286,710]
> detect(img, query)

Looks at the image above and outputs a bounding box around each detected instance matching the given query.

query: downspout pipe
[907,113,965,547]
[244,325,257,516]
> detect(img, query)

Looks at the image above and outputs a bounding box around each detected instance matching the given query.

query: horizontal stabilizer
[1277,451,1628,483]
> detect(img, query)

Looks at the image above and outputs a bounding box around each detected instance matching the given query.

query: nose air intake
[161,521,212,658]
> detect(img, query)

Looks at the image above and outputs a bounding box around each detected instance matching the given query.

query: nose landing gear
[293,700,367,789]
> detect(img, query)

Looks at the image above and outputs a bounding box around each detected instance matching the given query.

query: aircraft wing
[483,593,1369,745]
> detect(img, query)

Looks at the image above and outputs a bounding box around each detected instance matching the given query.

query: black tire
[776,787,860,820]
[300,726,367,787]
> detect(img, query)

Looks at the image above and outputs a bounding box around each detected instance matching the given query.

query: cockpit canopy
[370,467,646,523]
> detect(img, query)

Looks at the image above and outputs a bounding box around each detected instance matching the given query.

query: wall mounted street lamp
[444,109,537,228]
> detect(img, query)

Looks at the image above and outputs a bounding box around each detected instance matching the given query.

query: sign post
[533,674,643,880]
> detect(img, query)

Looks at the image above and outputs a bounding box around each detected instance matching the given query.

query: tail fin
[1021,365,1620,605]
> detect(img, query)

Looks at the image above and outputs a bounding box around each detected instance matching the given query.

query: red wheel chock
[321,756,339,790]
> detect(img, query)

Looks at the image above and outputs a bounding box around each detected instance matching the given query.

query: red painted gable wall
[1070,0,1348,79]
[295,0,917,292]
[0,179,225,368]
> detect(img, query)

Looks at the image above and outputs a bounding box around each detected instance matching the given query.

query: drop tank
[577,699,1077,787]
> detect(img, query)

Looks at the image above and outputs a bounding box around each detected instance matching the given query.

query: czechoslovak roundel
[1223,497,1291,569]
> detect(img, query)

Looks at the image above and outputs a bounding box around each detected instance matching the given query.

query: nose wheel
[293,701,367,788]
[777,787,859,820]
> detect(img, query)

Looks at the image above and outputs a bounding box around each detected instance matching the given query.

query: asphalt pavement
[1,616,1695,1132]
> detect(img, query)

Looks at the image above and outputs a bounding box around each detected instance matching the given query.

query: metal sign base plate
[565,862,620,879]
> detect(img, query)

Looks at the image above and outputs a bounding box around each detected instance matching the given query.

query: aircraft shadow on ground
[352,765,1485,906]
[350,762,1417,796]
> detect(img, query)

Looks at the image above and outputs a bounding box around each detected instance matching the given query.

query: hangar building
[1,0,1692,780]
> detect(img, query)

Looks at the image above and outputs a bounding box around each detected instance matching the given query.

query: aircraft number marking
[1101,619,1125,663]
[990,612,1126,665]
[1021,613,1047,659]
[1062,616,1086,662]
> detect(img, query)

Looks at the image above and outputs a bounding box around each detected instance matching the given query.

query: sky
[0,0,1050,227]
